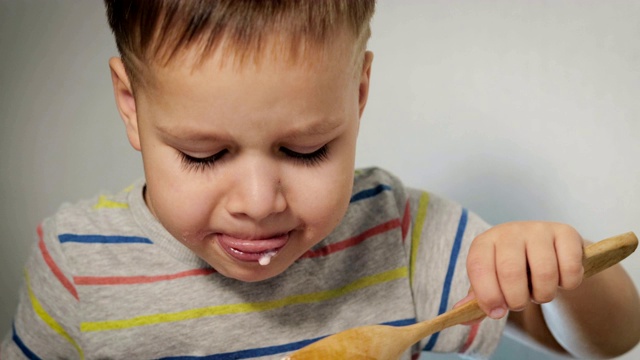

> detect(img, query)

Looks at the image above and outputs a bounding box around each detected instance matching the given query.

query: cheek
[298,129,357,227]
[290,159,354,231]
[300,177,352,245]
[144,152,217,242]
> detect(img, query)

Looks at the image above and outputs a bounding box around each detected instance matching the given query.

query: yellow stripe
[410,192,430,285]
[81,267,408,332]
[93,195,129,209]
[25,270,85,359]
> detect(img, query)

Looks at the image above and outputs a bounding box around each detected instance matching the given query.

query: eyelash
[280,145,329,166]
[179,145,329,172]
[179,150,228,172]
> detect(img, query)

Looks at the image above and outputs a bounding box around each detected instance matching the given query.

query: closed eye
[178,145,328,172]
[179,150,228,172]
[280,145,328,166]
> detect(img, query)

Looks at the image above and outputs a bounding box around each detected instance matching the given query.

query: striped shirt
[1,167,505,359]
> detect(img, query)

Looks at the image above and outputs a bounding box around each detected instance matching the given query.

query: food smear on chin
[258,251,277,266]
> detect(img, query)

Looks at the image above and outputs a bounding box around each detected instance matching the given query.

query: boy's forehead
[140,27,362,88]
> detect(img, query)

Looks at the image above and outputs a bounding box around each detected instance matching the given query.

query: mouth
[216,232,289,263]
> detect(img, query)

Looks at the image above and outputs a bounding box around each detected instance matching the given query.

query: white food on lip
[258,251,277,266]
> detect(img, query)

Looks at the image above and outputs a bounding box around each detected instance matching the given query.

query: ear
[109,57,141,151]
[358,51,374,118]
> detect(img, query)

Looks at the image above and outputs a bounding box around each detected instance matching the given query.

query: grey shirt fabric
[1,167,506,359]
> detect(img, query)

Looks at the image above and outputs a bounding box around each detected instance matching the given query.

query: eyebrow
[155,125,223,143]
[281,117,345,139]
[155,117,345,142]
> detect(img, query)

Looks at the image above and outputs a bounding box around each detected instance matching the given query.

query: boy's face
[110,33,373,282]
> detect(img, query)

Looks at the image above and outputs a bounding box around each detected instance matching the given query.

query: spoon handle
[410,231,638,338]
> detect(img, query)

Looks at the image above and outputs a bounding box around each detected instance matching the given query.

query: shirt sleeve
[1,218,84,359]
[405,188,507,359]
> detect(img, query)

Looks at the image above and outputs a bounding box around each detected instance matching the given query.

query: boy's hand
[458,222,585,320]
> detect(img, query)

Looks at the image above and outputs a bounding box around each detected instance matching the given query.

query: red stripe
[411,353,420,360]
[71,219,400,286]
[401,200,411,242]
[74,268,216,285]
[300,218,401,259]
[459,322,480,353]
[37,225,79,300]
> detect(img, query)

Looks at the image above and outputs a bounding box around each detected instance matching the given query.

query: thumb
[453,288,485,326]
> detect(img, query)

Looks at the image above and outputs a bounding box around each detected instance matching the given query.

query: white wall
[1,1,638,359]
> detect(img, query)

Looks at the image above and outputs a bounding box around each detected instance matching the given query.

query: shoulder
[353,167,489,234]
[349,167,490,238]
[352,167,408,212]
[51,181,142,237]
[38,180,147,271]
[406,188,490,238]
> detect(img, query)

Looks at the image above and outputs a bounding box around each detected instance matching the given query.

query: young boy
[2,1,639,359]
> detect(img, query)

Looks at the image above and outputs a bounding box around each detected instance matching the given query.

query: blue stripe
[158,318,416,360]
[158,337,323,360]
[423,208,468,351]
[383,317,417,327]
[350,184,392,203]
[58,234,153,244]
[12,322,42,360]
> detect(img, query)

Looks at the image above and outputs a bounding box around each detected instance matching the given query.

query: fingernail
[489,307,506,319]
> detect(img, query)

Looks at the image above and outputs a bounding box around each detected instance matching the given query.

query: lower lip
[217,234,288,263]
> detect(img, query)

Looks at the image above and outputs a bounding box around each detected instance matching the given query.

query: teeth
[229,247,246,255]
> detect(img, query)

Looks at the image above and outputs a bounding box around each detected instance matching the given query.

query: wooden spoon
[286,232,638,360]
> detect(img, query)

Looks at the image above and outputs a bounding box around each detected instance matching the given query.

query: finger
[495,236,529,311]
[453,289,485,326]
[526,236,559,304]
[452,289,474,309]
[467,238,507,319]
[554,227,584,290]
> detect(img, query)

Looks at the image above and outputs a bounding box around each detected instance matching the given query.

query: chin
[217,265,285,283]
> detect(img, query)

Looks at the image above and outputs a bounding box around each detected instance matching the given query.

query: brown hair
[104,0,376,90]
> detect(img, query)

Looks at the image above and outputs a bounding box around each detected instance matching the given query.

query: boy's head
[104,0,375,282]
[105,0,375,92]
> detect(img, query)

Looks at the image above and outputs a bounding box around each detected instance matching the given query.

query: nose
[224,157,287,221]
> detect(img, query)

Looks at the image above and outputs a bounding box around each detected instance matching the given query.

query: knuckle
[478,294,505,312]
[560,279,582,290]
[561,262,584,284]
[563,261,584,276]
[535,268,558,284]
[508,301,528,312]
[533,288,556,304]
[466,256,488,276]
[559,223,578,235]
[556,223,581,242]
[497,261,523,282]
[560,272,583,290]
[505,296,528,311]
[474,230,491,242]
